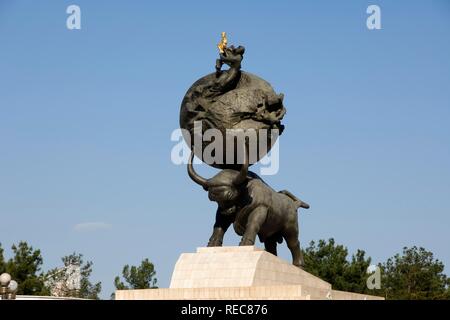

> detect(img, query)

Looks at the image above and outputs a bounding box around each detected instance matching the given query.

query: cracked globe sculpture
[179,33,309,268]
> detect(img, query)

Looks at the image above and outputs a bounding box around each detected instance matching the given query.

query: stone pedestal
[115,246,384,300]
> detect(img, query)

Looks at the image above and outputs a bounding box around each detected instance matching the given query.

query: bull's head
[188,145,249,212]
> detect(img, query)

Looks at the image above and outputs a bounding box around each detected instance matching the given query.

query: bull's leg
[239,206,268,246]
[208,209,233,247]
[264,238,278,256]
[283,222,304,268]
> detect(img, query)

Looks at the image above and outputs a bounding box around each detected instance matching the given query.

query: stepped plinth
[115,246,384,300]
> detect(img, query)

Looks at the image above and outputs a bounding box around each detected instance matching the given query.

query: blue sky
[0,0,449,298]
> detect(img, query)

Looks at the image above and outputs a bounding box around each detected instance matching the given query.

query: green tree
[380,246,450,300]
[46,253,102,299]
[114,258,158,291]
[345,249,375,294]
[0,243,6,274]
[302,238,377,294]
[4,241,49,295]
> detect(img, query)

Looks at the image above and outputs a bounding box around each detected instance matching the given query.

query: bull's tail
[278,190,310,210]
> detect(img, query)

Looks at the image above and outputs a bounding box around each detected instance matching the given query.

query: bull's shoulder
[245,173,274,207]
[233,176,272,235]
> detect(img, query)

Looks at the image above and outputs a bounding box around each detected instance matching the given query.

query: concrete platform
[115,246,384,300]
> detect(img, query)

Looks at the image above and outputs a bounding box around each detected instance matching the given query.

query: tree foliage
[302,238,377,294]
[380,246,450,300]
[0,243,5,274]
[1,241,49,295]
[114,258,158,290]
[45,252,102,299]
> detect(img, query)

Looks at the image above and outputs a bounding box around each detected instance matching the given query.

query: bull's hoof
[207,239,223,247]
[239,238,255,246]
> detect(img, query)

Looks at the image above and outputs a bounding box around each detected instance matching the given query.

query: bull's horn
[233,142,249,185]
[187,151,209,188]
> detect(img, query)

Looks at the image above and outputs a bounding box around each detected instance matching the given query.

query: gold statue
[215,32,245,74]
[217,32,228,54]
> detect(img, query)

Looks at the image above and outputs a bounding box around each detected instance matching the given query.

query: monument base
[115,246,383,300]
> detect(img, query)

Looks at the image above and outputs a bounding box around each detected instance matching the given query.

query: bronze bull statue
[187,146,310,268]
